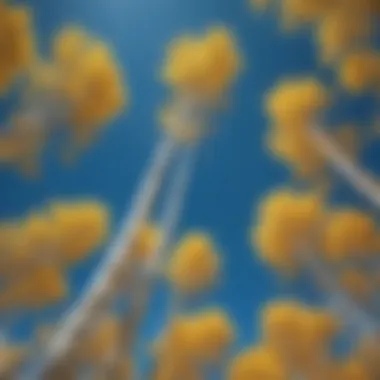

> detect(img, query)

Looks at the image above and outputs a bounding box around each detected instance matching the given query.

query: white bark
[311,125,380,208]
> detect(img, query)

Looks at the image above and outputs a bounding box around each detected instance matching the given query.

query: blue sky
[1,0,378,371]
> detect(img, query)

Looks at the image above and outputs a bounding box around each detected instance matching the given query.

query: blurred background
[1,0,380,378]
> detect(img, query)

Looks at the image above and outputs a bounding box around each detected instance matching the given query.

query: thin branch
[311,124,380,208]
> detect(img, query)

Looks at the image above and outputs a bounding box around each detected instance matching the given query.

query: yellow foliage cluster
[228,346,287,380]
[228,298,380,379]
[267,127,327,178]
[229,300,339,380]
[162,27,242,101]
[0,200,110,309]
[49,200,110,264]
[265,78,331,177]
[261,301,339,370]
[0,265,67,309]
[265,78,328,129]
[0,22,128,176]
[316,10,372,66]
[322,208,378,262]
[52,26,127,139]
[153,308,235,376]
[321,208,378,301]
[265,78,363,178]
[183,309,235,362]
[253,188,380,300]
[53,26,88,69]
[252,188,324,273]
[0,1,35,94]
[250,0,380,96]
[338,49,380,94]
[159,27,242,143]
[167,232,220,294]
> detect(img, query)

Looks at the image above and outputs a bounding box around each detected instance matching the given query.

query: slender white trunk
[129,147,196,380]
[30,136,177,379]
